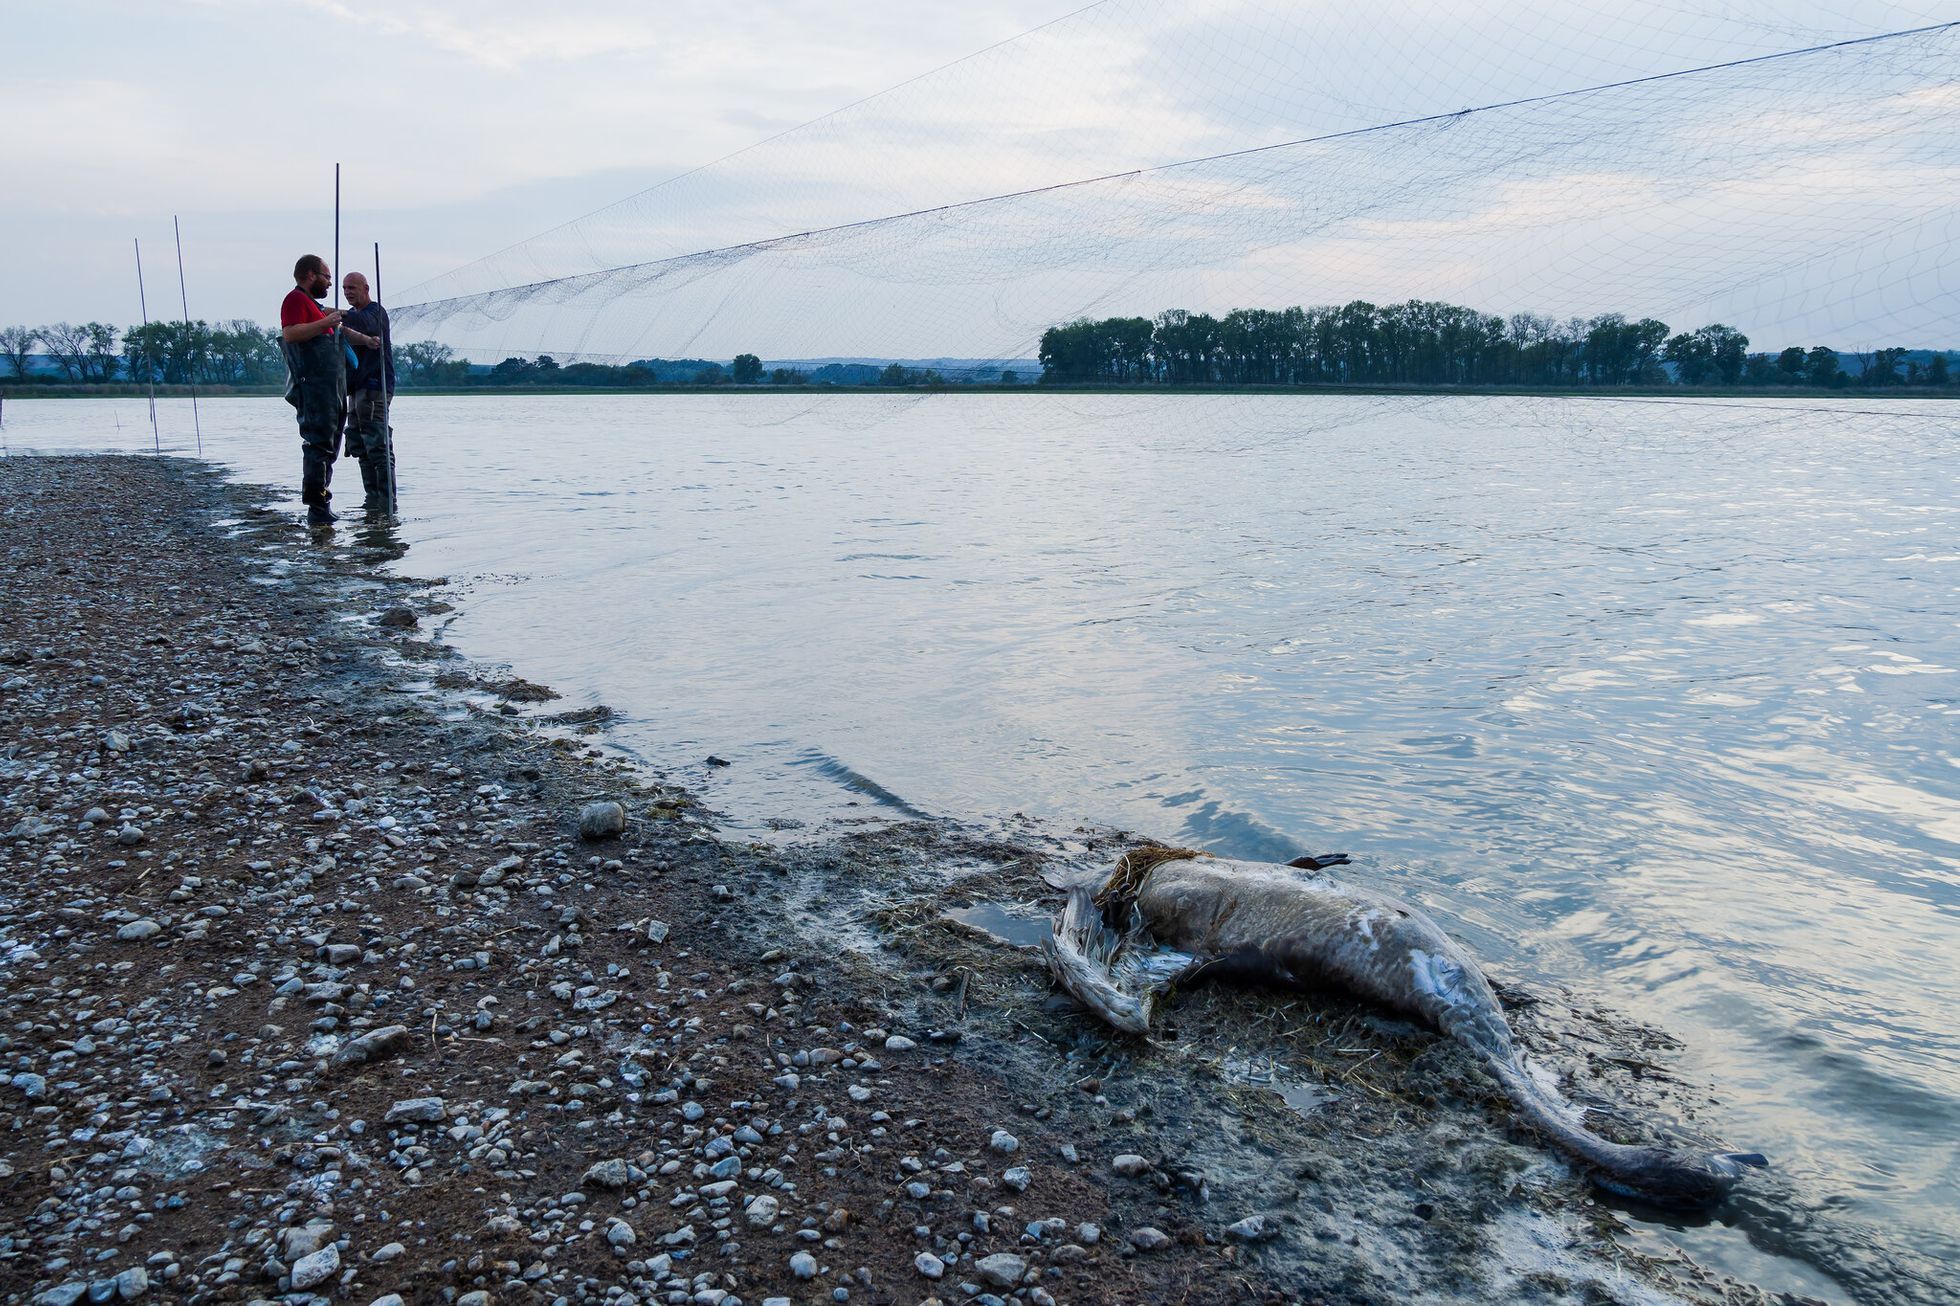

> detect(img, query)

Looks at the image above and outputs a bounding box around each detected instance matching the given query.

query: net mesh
[393,2,1960,372]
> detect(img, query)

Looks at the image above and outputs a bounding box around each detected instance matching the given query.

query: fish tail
[1483,1056,1762,1207]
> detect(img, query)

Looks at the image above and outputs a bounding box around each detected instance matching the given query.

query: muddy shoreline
[0,454,1915,1305]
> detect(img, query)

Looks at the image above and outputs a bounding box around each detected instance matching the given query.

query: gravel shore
[0,454,1881,1306]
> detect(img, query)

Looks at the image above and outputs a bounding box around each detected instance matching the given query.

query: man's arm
[281,311,342,344]
[340,305,382,351]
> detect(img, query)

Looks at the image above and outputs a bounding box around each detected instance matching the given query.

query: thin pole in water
[133,238,160,454]
[172,216,203,457]
[333,164,341,312]
[375,240,396,513]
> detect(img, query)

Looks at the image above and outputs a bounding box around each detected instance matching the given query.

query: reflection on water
[13,392,1959,1299]
[947,901,1054,950]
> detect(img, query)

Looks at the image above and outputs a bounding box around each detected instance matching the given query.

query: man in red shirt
[280,255,351,526]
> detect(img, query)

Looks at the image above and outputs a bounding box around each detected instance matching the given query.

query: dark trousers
[289,338,346,507]
[298,410,341,507]
[343,388,395,509]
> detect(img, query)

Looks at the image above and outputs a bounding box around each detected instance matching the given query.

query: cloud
[1,78,196,214]
[297,0,664,69]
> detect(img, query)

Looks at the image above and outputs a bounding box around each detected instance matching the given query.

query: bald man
[340,271,396,516]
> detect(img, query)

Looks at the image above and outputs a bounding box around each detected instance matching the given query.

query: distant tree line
[465,354,992,388]
[11,307,1943,393]
[0,320,469,388]
[1037,302,1955,389]
[1,319,1042,390]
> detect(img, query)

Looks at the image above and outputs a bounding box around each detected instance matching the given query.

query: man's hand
[322,309,344,330]
[347,330,380,350]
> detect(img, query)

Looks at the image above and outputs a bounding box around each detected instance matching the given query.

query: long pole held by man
[376,241,397,512]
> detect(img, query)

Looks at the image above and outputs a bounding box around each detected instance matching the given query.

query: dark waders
[343,387,395,515]
[284,331,345,521]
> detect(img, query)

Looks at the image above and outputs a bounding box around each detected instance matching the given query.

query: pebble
[115,919,161,941]
[330,1024,411,1069]
[745,1194,780,1228]
[975,1253,1026,1287]
[790,1251,818,1279]
[1111,1153,1150,1176]
[988,1129,1019,1154]
[583,1157,632,1189]
[1227,1214,1278,1242]
[1129,1227,1172,1251]
[383,1096,446,1124]
[914,1251,946,1278]
[290,1244,341,1289]
[578,800,626,839]
[1001,1166,1031,1192]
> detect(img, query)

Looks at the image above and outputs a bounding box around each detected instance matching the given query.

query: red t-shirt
[281,287,332,333]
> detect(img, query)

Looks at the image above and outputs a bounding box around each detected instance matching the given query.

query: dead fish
[1042,846,1764,1207]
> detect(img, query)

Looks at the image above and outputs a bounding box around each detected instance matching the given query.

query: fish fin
[1042,886,1193,1035]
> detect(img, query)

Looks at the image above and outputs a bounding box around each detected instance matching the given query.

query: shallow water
[10,391,1958,1300]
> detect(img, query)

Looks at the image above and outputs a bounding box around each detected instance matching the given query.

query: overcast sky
[7,0,1955,349]
[5,0,1062,325]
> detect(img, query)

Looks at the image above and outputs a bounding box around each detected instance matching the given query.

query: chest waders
[285,330,345,514]
[339,306,397,518]
[345,387,396,515]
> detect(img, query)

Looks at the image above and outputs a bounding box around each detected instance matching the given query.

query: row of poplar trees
[1038,302,1948,388]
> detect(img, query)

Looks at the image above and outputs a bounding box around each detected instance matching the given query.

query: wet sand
[0,454,1910,1305]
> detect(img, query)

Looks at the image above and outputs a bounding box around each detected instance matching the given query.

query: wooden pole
[133,238,160,454]
[374,240,396,513]
[172,216,203,456]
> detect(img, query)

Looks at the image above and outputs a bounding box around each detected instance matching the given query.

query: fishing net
[392,2,1960,375]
